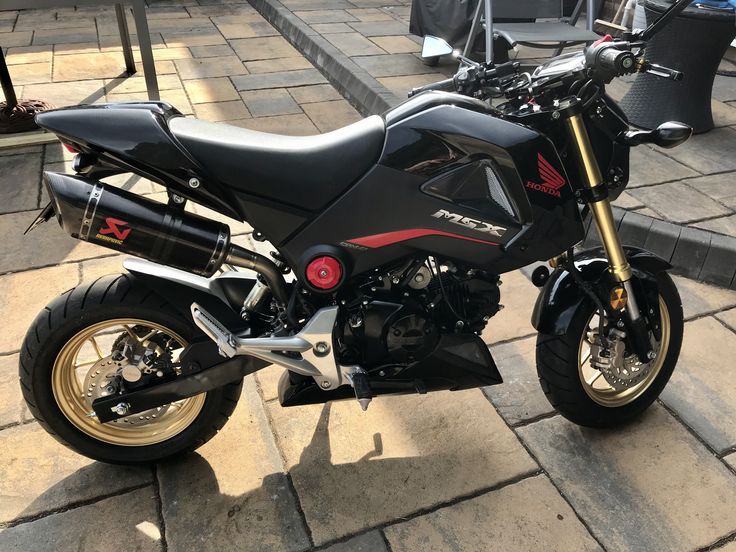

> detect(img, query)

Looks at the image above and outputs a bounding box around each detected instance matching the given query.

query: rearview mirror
[421,36,453,59]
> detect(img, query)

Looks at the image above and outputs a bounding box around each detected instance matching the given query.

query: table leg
[116,3,136,75]
[131,0,160,101]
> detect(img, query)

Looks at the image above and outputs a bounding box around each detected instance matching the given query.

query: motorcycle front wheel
[536,271,683,427]
[19,273,243,464]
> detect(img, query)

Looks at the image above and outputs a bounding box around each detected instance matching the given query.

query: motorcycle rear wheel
[19,273,243,464]
[536,271,683,427]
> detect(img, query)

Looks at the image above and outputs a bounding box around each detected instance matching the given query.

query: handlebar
[408,77,456,98]
[586,42,682,83]
[408,42,682,101]
[408,61,520,98]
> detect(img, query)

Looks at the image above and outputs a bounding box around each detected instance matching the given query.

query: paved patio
[2,2,736,551]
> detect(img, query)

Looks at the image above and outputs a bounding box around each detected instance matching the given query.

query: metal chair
[464,0,600,61]
[494,0,599,49]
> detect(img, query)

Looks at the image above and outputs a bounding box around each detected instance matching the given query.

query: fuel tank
[279,92,585,278]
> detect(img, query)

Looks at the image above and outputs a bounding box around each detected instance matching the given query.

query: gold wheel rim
[52,319,206,446]
[578,296,670,407]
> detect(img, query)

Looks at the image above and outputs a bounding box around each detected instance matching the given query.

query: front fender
[531,247,671,336]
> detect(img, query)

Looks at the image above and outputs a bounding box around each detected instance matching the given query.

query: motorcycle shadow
[1,400,512,550]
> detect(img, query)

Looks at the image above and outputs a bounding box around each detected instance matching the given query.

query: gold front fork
[565,112,633,283]
[564,111,643,321]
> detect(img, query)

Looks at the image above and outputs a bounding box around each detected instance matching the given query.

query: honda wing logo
[96,217,131,245]
[525,153,566,198]
[432,210,507,237]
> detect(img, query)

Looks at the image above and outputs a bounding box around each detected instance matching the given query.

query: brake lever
[641,61,683,81]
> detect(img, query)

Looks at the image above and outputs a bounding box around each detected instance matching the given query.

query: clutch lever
[640,61,683,81]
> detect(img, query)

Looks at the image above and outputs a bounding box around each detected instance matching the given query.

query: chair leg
[553,0,588,56]
[463,0,484,58]
[116,3,136,76]
[131,0,160,101]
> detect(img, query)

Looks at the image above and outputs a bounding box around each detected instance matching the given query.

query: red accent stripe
[347,228,499,249]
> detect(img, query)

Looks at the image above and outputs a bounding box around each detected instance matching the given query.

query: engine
[337,259,501,373]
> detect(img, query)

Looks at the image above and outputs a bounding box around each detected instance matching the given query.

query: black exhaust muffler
[44,172,230,277]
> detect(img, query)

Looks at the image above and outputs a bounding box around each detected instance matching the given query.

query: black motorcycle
[21,1,692,464]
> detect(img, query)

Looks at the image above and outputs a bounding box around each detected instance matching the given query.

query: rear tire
[19,273,243,464]
[536,272,683,427]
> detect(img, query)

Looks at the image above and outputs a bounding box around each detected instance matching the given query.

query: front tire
[19,273,243,464]
[536,271,683,427]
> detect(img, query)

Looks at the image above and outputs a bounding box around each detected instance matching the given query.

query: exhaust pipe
[43,172,289,303]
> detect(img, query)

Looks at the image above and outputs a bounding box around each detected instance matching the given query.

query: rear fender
[531,247,671,336]
[123,258,256,329]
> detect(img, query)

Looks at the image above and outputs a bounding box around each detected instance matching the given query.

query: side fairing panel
[382,104,584,265]
[281,103,584,278]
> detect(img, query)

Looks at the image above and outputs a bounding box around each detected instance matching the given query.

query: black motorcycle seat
[169,115,386,211]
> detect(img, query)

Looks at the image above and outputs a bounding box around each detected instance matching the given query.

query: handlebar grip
[408,77,455,98]
[492,61,518,79]
[597,47,636,76]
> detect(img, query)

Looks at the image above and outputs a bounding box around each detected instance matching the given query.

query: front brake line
[564,249,610,348]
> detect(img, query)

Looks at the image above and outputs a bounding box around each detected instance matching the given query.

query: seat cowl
[169,115,386,212]
[34,102,244,220]
[36,102,182,138]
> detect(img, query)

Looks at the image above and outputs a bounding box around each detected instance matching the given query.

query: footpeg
[191,303,237,358]
[345,368,372,411]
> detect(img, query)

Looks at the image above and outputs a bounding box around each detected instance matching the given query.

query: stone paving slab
[0,209,107,274]
[194,100,251,122]
[0,422,152,524]
[726,452,736,471]
[0,354,25,429]
[656,126,736,176]
[673,275,736,320]
[321,531,388,551]
[484,336,556,426]
[718,307,736,332]
[661,316,736,454]
[0,153,42,215]
[263,389,538,545]
[159,380,309,552]
[517,405,736,551]
[0,263,80,354]
[481,269,538,345]
[695,214,736,237]
[384,476,601,551]
[0,486,162,552]
[629,182,731,225]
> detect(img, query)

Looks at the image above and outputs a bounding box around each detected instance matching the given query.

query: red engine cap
[306,256,343,290]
